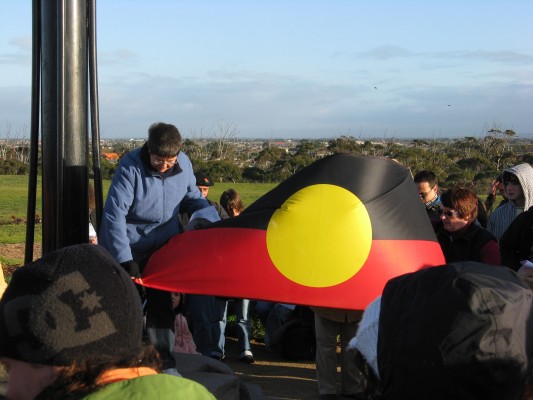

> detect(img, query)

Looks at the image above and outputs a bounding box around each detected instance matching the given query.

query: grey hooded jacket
[487,163,533,241]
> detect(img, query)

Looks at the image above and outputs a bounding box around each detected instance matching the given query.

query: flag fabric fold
[140,154,445,309]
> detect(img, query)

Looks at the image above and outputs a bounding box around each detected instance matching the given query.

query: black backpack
[278,306,316,361]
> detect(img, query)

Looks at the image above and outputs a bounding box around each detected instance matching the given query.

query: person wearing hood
[487,163,533,241]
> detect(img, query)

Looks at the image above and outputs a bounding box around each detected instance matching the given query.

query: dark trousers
[145,287,175,369]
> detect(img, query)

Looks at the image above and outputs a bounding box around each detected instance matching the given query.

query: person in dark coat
[413,170,441,226]
[435,186,500,265]
[500,206,533,271]
[350,261,533,400]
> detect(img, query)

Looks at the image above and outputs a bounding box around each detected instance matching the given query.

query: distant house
[102,152,120,163]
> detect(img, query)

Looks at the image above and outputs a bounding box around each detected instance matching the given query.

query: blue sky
[1,1,532,139]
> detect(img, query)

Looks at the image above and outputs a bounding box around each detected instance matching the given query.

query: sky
[1,1,532,140]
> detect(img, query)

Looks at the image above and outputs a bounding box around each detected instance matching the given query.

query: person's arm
[517,265,533,291]
[479,240,501,266]
[99,162,135,264]
[500,213,528,271]
[213,202,229,219]
[484,180,498,213]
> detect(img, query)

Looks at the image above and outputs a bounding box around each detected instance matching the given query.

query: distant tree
[242,166,266,182]
[327,136,361,154]
[0,159,27,175]
[266,159,293,182]
[481,127,516,170]
[266,156,310,182]
[295,140,319,160]
[210,122,239,160]
[456,155,491,174]
[99,158,117,180]
[201,160,241,183]
[254,147,286,170]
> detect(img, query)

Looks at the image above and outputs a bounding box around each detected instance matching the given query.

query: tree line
[2,126,532,195]
[186,127,532,194]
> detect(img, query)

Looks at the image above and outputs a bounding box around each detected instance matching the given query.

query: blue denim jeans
[187,294,215,356]
[145,287,175,369]
[211,298,252,358]
[255,301,295,348]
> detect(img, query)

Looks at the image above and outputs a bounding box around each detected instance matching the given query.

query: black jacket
[500,207,533,271]
[436,221,497,263]
[378,262,533,400]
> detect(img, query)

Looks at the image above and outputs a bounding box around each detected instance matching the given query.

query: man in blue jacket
[99,122,210,372]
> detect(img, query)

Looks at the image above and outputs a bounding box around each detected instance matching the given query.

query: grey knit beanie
[0,244,143,366]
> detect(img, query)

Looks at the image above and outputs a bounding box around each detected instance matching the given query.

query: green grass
[207,182,277,208]
[0,175,43,246]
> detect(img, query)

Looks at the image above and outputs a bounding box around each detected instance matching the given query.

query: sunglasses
[438,209,459,218]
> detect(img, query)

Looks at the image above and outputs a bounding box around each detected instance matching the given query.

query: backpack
[279,318,316,361]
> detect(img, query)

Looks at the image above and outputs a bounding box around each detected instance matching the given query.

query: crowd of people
[2,121,533,399]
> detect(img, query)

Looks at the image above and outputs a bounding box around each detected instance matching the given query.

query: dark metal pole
[61,0,89,246]
[88,0,103,234]
[40,0,59,254]
[25,0,42,264]
[41,0,89,254]
[56,0,65,246]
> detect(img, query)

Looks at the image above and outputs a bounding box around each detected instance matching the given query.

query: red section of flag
[141,228,445,310]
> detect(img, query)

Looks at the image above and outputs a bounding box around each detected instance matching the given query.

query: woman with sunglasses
[436,187,501,265]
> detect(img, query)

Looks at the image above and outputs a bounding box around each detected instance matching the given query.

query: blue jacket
[99,145,209,264]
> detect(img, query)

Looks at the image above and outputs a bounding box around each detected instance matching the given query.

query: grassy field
[0,175,43,245]
[0,175,276,265]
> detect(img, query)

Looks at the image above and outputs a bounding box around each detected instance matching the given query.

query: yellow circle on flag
[266,184,372,287]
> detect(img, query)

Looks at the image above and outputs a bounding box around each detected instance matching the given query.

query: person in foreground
[349,261,533,400]
[0,244,215,400]
[98,122,210,370]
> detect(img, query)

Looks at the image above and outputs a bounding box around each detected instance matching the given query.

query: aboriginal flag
[140,154,444,309]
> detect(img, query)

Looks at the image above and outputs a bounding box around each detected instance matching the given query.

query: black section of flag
[212,154,434,240]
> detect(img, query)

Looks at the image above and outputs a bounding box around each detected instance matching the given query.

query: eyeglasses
[150,153,178,167]
[438,209,459,218]
[152,159,178,166]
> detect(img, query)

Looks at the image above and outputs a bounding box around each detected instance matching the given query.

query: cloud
[98,49,138,66]
[357,46,417,60]
[0,36,31,66]
[339,45,533,66]
[2,64,532,140]
[93,66,533,139]
[440,50,533,64]
[9,36,31,51]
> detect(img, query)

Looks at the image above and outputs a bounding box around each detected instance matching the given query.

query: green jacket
[83,374,215,399]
